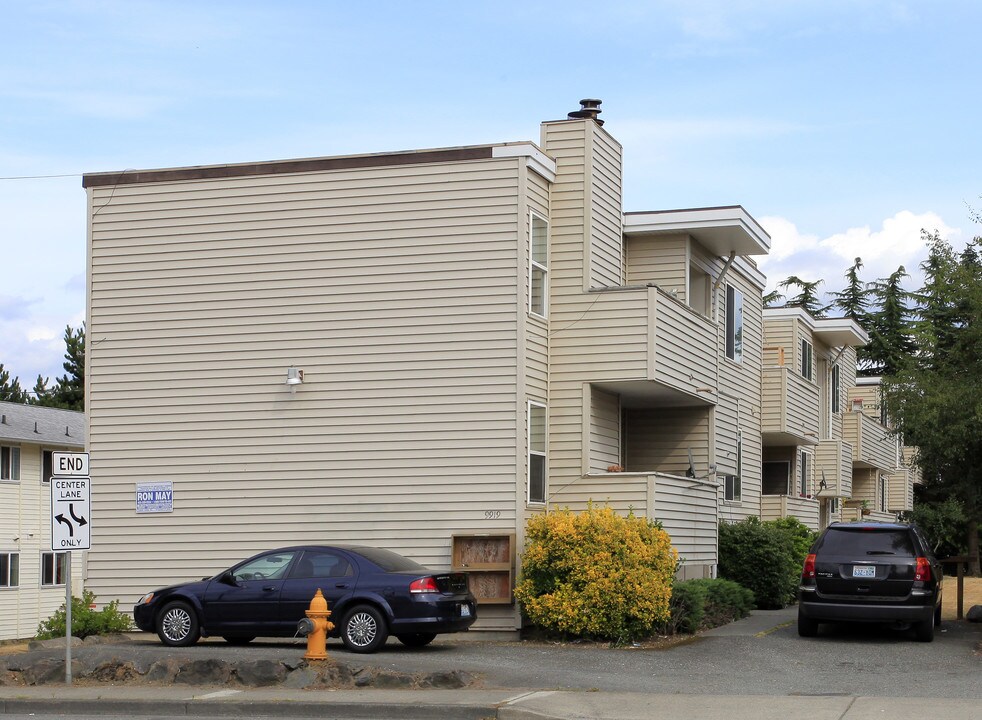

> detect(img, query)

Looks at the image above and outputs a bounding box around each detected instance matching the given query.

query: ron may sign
[51,476,91,550]
[136,481,173,513]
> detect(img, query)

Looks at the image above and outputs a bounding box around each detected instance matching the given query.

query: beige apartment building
[759,308,917,531]
[81,101,773,630]
[0,402,86,641]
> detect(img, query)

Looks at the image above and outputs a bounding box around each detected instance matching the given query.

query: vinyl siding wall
[85,157,531,627]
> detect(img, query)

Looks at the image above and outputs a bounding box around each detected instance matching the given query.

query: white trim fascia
[492,143,557,182]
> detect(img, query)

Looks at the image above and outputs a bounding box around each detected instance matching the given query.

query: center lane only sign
[51,476,91,550]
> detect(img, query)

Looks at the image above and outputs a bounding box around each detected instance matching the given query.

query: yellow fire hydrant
[297,588,334,660]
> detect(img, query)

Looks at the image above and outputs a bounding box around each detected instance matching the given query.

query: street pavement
[2,608,981,720]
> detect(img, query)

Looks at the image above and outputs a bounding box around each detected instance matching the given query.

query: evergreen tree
[34,324,85,411]
[862,266,916,376]
[777,276,829,317]
[884,235,982,574]
[829,258,870,321]
[0,364,28,403]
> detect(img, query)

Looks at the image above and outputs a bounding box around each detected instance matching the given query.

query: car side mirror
[219,571,238,586]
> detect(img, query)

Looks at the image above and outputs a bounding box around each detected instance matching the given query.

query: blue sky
[2,1,980,387]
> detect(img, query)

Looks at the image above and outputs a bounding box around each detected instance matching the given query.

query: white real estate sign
[50,452,91,551]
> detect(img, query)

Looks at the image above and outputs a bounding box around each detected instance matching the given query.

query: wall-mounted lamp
[286,367,304,393]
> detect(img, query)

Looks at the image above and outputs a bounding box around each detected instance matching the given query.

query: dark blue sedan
[133,545,477,653]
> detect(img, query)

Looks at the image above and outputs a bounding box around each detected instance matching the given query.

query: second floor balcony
[761,363,820,445]
[842,411,897,471]
[815,438,854,498]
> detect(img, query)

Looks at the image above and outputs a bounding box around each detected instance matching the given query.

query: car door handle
[335,583,350,589]
[263,585,277,592]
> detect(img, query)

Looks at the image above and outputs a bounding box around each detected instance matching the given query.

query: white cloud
[758,210,965,300]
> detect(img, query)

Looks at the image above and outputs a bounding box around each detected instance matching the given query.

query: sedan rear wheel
[341,604,388,653]
[157,601,201,647]
[396,632,436,648]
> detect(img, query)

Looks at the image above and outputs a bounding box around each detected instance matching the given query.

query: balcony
[815,439,853,498]
[887,467,915,513]
[571,286,718,404]
[760,494,820,531]
[761,366,820,445]
[842,411,897,471]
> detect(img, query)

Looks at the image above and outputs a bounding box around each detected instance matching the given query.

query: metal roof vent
[568,98,603,125]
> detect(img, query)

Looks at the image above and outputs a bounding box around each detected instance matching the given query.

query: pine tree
[862,267,916,376]
[33,325,85,411]
[0,364,28,403]
[829,258,870,321]
[777,276,829,317]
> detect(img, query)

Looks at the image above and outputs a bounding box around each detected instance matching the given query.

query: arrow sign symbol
[68,504,87,526]
[55,514,74,536]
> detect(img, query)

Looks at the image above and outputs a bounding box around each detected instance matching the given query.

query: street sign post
[49,451,90,685]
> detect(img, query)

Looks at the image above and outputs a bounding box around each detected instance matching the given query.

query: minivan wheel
[157,601,201,647]
[340,604,389,653]
[797,608,818,638]
[914,618,935,642]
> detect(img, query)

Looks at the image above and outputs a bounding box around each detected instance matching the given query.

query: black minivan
[797,521,943,641]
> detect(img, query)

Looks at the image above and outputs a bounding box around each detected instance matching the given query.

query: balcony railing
[761,366,820,444]
[815,439,853,498]
[842,411,897,471]
[760,494,821,531]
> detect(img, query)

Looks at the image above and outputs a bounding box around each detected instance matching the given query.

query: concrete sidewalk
[3,684,982,720]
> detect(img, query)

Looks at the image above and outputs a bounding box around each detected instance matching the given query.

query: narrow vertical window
[0,553,18,587]
[800,339,813,380]
[528,401,546,504]
[799,450,810,496]
[724,431,742,502]
[725,285,744,362]
[41,552,67,586]
[530,214,548,318]
[831,364,841,414]
[42,449,53,483]
[0,446,20,481]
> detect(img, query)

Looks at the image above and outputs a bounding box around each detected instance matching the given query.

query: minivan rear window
[816,528,915,556]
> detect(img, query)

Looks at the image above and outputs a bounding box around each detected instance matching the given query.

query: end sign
[50,452,91,551]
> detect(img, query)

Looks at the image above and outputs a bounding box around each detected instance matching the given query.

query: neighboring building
[0,401,86,641]
[846,376,921,520]
[81,101,770,630]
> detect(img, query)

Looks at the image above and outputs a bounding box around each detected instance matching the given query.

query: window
[800,339,813,380]
[830,364,840,414]
[762,461,791,495]
[42,449,54,483]
[829,497,840,515]
[880,475,888,512]
[530,213,548,318]
[528,401,546,504]
[290,551,353,579]
[41,552,67,586]
[0,553,18,587]
[232,551,298,582]
[725,285,744,362]
[689,264,711,316]
[799,450,811,496]
[724,432,742,502]
[1,445,20,481]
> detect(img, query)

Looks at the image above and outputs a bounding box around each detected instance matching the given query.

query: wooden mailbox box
[451,533,515,605]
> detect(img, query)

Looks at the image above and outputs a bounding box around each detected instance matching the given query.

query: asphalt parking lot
[20,605,976,699]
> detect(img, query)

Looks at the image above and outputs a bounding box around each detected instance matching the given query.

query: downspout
[712,251,737,294]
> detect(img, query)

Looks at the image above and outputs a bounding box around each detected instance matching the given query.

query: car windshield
[817,528,915,557]
[353,547,427,572]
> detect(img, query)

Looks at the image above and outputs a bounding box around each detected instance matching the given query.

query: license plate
[460,603,471,618]
[852,565,876,578]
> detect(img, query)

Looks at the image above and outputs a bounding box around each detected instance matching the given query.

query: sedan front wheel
[157,600,201,647]
[340,604,388,653]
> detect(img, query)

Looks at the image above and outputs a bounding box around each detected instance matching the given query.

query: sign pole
[65,552,72,685]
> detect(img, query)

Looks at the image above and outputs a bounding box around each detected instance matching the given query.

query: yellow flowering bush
[514,506,678,643]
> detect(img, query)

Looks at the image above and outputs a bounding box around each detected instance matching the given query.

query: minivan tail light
[915,557,931,582]
[802,553,816,579]
[410,576,440,594]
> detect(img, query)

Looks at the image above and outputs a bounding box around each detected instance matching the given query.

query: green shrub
[718,516,800,609]
[36,589,133,640]
[660,578,755,634]
[515,505,678,644]
[768,516,819,568]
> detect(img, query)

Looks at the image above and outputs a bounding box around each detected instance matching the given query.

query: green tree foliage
[515,506,678,643]
[33,324,85,411]
[777,276,829,317]
[718,516,810,609]
[36,589,132,640]
[900,494,966,559]
[863,267,917,377]
[659,578,755,635]
[0,363,28,403]
[884,235,982,573]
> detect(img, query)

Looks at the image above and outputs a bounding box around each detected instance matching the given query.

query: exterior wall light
[286,367,304,393]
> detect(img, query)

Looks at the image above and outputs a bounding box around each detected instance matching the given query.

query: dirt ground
[943,575,982,620]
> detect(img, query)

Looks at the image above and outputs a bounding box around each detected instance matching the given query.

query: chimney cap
[568,98,603,125]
